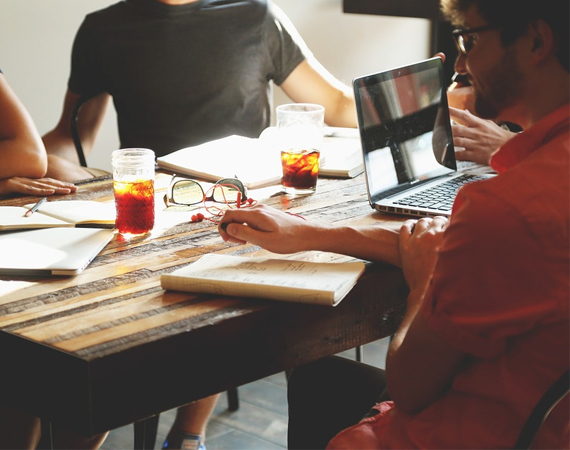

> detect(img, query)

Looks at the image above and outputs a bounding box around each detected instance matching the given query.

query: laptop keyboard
[393,174,486,212]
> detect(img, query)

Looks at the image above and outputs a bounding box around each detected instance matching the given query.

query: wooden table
[0,173,407,437]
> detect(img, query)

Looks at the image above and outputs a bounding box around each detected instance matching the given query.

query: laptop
[353,57,494,217]
[0,227,114,276]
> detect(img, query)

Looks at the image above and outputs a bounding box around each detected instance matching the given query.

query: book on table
[155,128,363,189]
[0,227,114,276]
[160,253,366,307]
[156,135,283,189]
[319,127,363,178]
[0,200,116,231]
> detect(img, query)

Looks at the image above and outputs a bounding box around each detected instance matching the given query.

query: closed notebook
[0,200,116,231]
[0,227,114,276]
[319,129,364,178]
[161,253,366,307]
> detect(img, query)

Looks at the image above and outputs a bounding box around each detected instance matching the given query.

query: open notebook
[0,227,114,276]
[0,200,116,231]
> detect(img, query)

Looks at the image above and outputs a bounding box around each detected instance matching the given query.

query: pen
[24,197,47,217]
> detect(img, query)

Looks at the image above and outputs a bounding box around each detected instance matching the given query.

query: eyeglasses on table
[163,175,256,221]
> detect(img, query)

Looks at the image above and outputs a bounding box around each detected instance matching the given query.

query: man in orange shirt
[218,0,569,447]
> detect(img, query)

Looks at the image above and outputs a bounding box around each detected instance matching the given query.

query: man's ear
[528,19,555,65]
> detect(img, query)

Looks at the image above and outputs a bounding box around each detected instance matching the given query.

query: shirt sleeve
[422,182,567,359]
[264,1,308,85]
[68,17,106,97]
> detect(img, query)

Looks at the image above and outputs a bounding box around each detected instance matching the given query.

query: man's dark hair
[441,0,569,72]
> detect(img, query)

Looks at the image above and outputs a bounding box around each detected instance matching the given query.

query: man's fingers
[431,216,448,230]
[400,219,417,235]
[400,219,420,243]
[401,217,446,237]
[399,219,416,251]
[452,124,480,141]
[449,107,470,125]
[455,150,476,160]
[223,221,270,247]
[220,222,248,244]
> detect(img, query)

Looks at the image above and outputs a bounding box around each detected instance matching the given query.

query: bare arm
[42,90,110,164]
[0,177,76,198]
[0,73,47,179]
[220,207,465,413]
[386,218,465,414]
[280,59,357,128]
[218,204,401,267]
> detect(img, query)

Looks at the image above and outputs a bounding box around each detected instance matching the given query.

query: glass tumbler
[111,148,155,235]
[276,103,325,195]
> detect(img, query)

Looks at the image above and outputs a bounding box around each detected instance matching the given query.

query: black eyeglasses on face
[452,24,499,55]
[163,176,247,209]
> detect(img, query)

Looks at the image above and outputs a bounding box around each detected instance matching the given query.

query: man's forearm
[312,223,401,266]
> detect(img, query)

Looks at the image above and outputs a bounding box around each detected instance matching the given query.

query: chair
[513,368,570,449]
[70,95,91,167]
[70,96,241,450]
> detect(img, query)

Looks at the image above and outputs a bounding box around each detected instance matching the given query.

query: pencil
[24,197,47,217]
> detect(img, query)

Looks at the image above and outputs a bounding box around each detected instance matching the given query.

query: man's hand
[219,204,313,254]
[399,216,448,301]
[450,107,517,165]
[219,204,404,266]
[0,177,77,197]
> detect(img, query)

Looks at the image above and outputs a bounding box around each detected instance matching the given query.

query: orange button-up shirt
[328,105,569,449]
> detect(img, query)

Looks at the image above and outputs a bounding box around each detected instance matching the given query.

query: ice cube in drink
[281,149,320,194]
[114,179,155,234]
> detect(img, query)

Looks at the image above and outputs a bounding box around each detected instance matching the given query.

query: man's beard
[472,48,522,120]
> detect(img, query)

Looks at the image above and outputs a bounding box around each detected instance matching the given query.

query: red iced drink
[281,149,320,192]
[114,179,155,234]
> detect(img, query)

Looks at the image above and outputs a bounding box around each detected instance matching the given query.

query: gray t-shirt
[69,0,306,156]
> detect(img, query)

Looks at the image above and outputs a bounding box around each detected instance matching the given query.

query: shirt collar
[491,104,570,173]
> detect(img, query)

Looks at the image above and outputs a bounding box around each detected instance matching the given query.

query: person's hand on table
[0,177,77,197]
[449,107,517,166]
[218,204,313,254]
[399,216,448,302]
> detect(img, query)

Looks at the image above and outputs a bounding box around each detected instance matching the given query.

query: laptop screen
[353,57,457,200]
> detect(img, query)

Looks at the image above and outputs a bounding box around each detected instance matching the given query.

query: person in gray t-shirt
[43,0,357,182]
[39,1,358,448]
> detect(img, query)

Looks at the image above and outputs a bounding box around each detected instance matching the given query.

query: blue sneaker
[162,432,206,450]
